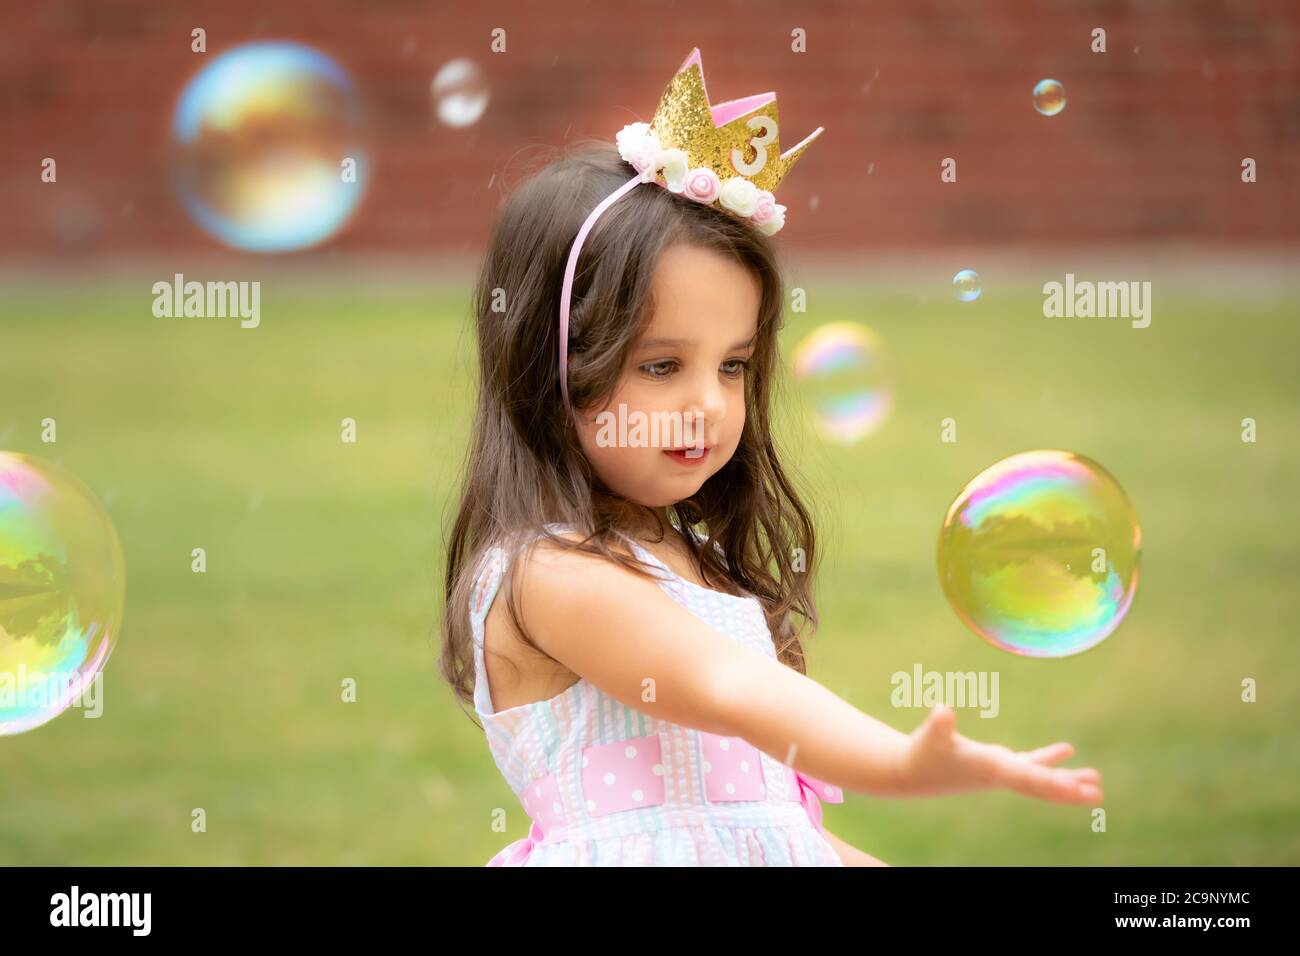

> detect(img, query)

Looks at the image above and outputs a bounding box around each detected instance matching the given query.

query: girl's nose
[683,376,727,434]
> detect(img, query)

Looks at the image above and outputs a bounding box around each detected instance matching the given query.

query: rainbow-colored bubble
[170,41,369,252]
[1033,78,1066,116]
[1,453,124,735]
[937,449,1140,658]
[790,322,894,443]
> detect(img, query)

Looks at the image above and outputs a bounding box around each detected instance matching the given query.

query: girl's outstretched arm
[718,655,1103,805]
[515,533,1102,806]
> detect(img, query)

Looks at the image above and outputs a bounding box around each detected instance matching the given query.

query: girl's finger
[925,705,956,737]
[1001,758,1102,805]
[1025,742,1074,765]
[914,707,957,751]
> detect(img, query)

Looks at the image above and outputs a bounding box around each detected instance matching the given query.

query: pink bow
[486,819,545,867]
[793,770,844,835]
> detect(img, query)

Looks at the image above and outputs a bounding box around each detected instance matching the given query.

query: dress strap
[611,529,690,602]
[468,543,510,716]
[620,524,737,588]
[468,524,582,715]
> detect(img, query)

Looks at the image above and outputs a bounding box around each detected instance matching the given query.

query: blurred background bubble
[430,58,490,128]
[169,40,370,253]
[1032,78,1066,116]
[790,321,895,444]
[952,268,981,301]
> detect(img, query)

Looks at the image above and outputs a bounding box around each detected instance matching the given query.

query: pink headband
[558,173,642,410]
[556,48,823,411]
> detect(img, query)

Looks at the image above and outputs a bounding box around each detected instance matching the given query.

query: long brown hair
[439,140,821,729]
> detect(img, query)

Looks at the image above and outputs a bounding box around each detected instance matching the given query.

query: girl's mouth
[663,446,710,466]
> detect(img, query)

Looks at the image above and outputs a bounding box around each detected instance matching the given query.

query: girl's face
[575,242,761,509]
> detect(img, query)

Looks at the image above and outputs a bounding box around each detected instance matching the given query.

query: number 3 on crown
[731,116,778,177]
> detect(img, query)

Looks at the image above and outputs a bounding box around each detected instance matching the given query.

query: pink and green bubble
[1,453,124,735]
[937,449,1140,657]
[790,322,894,444]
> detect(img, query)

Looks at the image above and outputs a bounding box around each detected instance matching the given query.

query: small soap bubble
[1032,78,1066,116]
[432,58,490,128]
[953,269,981,302]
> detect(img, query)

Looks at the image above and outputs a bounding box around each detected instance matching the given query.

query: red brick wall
[3,0,1298,262]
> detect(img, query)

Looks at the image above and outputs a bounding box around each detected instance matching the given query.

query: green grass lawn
[1,270,1296,865]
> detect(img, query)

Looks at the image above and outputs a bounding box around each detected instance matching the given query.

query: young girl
[439,50,1103,866]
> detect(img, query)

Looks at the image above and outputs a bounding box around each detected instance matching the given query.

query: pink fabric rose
[628,138,662,181]
[750,189,777,225]
[682,167,721,204]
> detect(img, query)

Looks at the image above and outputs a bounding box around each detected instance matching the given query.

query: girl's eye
[640,359,751,379]
[641,360,678,379]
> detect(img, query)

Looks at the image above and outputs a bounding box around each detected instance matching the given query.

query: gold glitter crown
[649,48,823,196]
[559,49,823,409]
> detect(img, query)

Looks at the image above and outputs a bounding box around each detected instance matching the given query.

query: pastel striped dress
[471,523,845,866]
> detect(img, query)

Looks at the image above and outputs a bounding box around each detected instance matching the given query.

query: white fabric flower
[616,123,664,183]
[657,148,690,193]
[756,203,787,236]
[718,176,760,217]
[615,122,653,164]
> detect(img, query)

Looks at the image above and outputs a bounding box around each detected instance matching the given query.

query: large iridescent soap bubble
[1,453,125,735]
[790,322,894,443]
[936,449,1140,658]
[170,41,369,252]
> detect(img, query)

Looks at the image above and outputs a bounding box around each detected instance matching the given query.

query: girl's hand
[898,705,1104,805]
